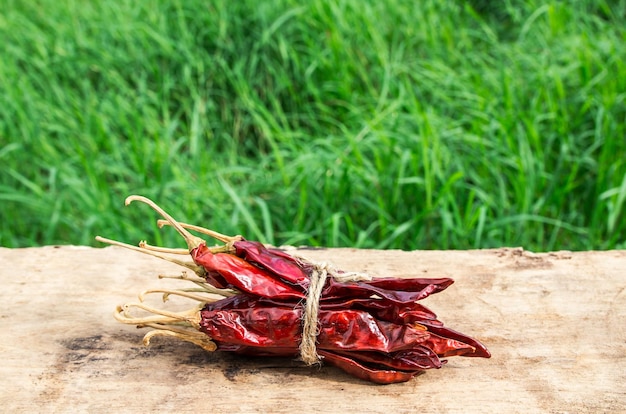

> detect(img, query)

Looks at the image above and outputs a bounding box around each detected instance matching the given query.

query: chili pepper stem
[115,302,202,327]
[141,325,217,352]
[157,273,239,296]
[116,300,217,352]
[138,240,189,255]
[125,195,205,252]
[157,219,242,244]
[139,288,225,304]
[95,236,205,277]
[141,239,235,255]
[158,272,208,284]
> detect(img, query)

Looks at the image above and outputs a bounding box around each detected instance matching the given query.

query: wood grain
[0,246,624,413]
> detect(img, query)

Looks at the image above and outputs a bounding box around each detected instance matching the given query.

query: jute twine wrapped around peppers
[298,261,372,365]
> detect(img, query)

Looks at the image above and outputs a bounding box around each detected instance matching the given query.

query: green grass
[1,0,625,251]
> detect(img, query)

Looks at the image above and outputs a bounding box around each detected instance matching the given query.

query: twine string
[298,261,372,365]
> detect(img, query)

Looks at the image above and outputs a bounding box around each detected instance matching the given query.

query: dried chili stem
[141,324,217,352]
[157,219,242,244]
[141,239,235,255]
[115,291,218,352]
[158,271,206,283]
[125,195,205,251]
[157,273,238,296]
[95,236,204,276]
[115,302,202,326]
[139,288,224,304]
[138,240,189,255]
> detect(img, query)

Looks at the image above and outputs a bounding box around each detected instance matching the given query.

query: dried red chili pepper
[192,244,305,300]
[97,195,490,384]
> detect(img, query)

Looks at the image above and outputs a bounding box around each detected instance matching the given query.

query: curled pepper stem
[115,289,219,353]
[125,195,205,251]
[156,219,243,245]
[141,325,217,352]
[116,302,202,326]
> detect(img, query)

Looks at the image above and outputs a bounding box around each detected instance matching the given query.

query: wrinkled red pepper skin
[234,241,457,303]
[233,241,310,289]
[191,245,304,300]
[192,244,456,304]
[418,322,491,358]
[188,243,490,383]
[318,350,423,384]
[200,301,477,356]
[322,277,455,304]
[331,347,443,371]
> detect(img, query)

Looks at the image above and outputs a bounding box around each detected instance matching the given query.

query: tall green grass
[1,0,625,250]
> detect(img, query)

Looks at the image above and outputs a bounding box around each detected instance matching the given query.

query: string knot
[298,260,372,365]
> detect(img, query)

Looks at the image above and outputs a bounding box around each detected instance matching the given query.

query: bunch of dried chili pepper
[97,196,490,384]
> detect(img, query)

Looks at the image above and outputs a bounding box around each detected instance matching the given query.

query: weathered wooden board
[0,246,624,413]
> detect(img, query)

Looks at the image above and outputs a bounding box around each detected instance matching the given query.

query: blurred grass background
[1,0,625,250]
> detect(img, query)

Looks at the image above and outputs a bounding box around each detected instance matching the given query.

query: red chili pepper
[199,298,479,357]
[192,244,304,300]
[318,351,424,384]
[232,240,311,289]
[99,196,491,384]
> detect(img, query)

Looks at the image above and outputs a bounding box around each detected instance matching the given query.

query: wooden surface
[1,246,624,413]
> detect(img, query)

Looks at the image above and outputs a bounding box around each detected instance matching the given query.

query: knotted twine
[298,260,372,365]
